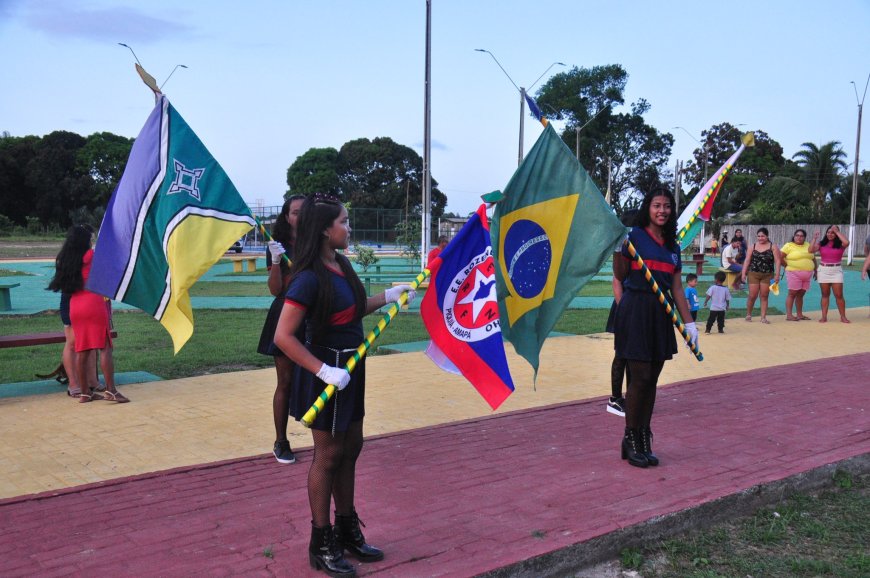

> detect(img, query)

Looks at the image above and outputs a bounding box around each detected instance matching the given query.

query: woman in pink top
[810,225,850,323]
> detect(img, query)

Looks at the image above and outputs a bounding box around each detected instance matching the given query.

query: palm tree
[792,141,848,218]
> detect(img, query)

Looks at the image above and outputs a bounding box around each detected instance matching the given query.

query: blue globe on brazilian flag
[491,124,626,375]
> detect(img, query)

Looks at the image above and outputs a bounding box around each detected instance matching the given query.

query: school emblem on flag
[441,246,500,342]
[421,204,515,410]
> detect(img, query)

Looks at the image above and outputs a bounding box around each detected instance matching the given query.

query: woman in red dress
[50,225,128,403]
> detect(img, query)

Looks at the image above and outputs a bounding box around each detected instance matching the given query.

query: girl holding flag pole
[257,195,306,464]
[612,188,698,468]
[274,195,415,576]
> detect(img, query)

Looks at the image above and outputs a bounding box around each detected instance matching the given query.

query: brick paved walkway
[1,352,867,577]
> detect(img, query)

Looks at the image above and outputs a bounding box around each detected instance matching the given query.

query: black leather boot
[334,510,384,562]
[621,428,649,468]
[309,523,356,577]
[640,427,659,466]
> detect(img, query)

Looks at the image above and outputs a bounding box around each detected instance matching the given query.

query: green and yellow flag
[491,124,625,374]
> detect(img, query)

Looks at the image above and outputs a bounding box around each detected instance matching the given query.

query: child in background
[684,273,699,321]
[703,271,731,334]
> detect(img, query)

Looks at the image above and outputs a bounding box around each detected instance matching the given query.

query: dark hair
[757,227,769,237]
[686,273,697,283]
[818,225,843,249]
[437,235,448,245]
[793,229,807,242]
[272,195,306,247]
[714,271,726,283]
[47,225,94,293]
[289,196,366,339]
[633,188,677,249]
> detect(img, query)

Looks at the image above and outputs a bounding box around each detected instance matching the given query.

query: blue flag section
[491,123,626,375]
[87,95,256,353]
[420,204,515,410]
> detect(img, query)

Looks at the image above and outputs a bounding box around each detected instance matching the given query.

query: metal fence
[243,205,448,250]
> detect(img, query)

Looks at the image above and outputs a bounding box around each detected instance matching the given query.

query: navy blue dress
[286,266,366,432]
[613,227,681,362]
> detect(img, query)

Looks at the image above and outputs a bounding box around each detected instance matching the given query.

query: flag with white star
[87,95,255,353]
[420,204,515,410]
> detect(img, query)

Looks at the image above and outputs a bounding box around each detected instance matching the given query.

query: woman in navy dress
[274,196,414,576]
[612,189,698,468]
[257,195,305,464]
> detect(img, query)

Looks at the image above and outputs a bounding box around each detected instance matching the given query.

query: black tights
[610,355,630,399]
[625,360,665,430]
[308,420,364,527]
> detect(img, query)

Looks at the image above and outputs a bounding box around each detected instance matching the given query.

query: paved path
[0,353,867,577]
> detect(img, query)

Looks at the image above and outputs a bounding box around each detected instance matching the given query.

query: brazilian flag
[491,124,625,374]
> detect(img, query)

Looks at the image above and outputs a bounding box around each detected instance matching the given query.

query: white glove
[267,240,285,264]
[385,284,416,305]
[684,322,699,350]
[316,363,351,391]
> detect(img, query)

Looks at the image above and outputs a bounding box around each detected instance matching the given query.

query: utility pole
[848,75,868,265]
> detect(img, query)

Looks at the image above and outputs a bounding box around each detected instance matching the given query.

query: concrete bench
[0,282,21,311]
[226,255,260,273]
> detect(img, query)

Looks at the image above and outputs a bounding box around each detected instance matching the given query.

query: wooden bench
[227,255,260,273]
[0,330,118,385]
[0,282,21,311]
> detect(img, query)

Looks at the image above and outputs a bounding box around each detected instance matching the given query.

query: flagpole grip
[625,241,703,361]
[301,270,430,427]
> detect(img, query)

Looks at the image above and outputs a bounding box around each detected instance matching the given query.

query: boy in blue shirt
[703,271,731,334]
[684,273,700,321]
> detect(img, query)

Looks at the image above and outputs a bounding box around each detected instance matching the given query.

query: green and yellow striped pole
[626,240,703,361]
[301,269,430,427]
[253,216,291,265]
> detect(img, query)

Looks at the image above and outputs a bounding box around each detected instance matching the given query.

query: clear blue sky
[2,0,868,216]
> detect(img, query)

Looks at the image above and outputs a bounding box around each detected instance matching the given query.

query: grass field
[614,471,868,578]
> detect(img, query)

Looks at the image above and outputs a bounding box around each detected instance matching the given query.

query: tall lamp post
[847,75,869,265]
[475,49,564,166]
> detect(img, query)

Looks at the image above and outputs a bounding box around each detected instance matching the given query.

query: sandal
[78,392,104,404]
[101,390,130,403]
[799,315,811,321]
[760,318,770,324]
[786,316,799,321]
[745,315,752,322]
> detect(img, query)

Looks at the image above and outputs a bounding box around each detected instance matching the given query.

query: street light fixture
[475,49,565,165]
[117,43,142,67]
[160,64,188,91]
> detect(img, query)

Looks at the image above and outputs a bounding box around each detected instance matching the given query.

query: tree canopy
[0,130,133,230]
[286,136,447,229]
[535,64,674,214]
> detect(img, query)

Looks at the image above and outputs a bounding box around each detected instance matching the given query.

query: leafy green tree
[286,136,447,233]
[792,141,848,218]
[0,134,40,225]
[77,132,133,201]
[535,64,673,213]
[25,131,96,228]
[285,147,341,197]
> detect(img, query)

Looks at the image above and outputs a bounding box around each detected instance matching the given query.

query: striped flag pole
[301,269,430,427]
[625,240,703,361]
[254,216,291,265]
